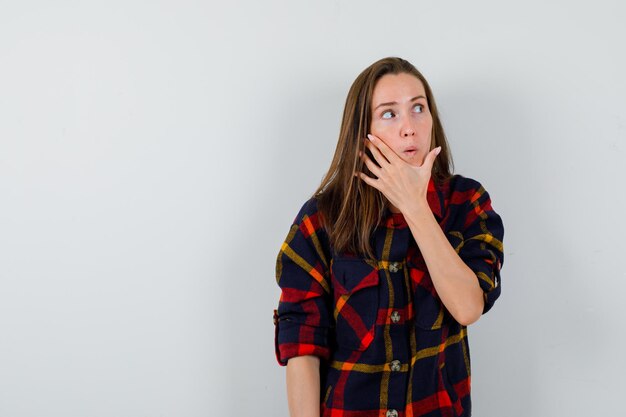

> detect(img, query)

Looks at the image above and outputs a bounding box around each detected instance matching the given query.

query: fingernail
[435,146,442,155]
[367,134,374,141]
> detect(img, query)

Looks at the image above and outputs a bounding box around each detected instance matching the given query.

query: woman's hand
[355,133,441,214]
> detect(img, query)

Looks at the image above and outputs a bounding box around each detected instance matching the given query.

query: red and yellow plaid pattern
[274,175,504,417]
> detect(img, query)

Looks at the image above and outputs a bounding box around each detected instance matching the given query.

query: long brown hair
[313,57,454,259]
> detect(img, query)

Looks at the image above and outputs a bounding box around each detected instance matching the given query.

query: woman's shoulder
[438,174,500,222]
[446,173,485,192]
[288,196,330,239]
[287,195,332,259]
[291,195,322,224]
[442,173,494,202]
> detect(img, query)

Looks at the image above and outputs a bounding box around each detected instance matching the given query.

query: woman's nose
[401,122,415,137]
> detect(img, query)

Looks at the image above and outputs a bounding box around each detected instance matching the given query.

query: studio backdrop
[1,1,624,416]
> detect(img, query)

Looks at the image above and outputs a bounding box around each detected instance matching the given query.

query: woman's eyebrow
[374,95,426,110]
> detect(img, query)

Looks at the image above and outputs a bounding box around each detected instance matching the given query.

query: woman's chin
[403,154,424,167]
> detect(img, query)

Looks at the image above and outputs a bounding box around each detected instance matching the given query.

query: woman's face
[369,72,433,167]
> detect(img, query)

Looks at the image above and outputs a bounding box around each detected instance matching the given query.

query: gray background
[1,1,624,416]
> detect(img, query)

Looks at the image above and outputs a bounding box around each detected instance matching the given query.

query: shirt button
[390,311,401,323]
[386,410,398,417]
[390,360,401,372]
[389,262,401,273]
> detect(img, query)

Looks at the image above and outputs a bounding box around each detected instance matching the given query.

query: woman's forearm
[286,355,320,417]
[404,203,484,326]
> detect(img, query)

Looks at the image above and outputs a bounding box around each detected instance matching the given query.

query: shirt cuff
[274,309,332,366]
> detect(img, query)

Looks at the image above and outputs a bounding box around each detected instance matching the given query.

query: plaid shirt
[273,174,504,417]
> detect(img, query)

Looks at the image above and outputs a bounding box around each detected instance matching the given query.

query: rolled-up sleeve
[273,199,333,366]
[456,181,505,314]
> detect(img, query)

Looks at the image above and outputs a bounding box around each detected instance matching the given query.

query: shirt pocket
[407,257,453,330]
[330,258,379,351]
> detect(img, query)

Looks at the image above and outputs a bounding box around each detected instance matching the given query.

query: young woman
[273,57,504,417]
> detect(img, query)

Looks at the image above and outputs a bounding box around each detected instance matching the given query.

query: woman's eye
[413,104,424,113]
[382,110,394,119]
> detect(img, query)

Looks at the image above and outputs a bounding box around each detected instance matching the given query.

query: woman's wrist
[401,198,431,223]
